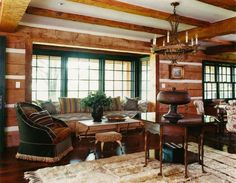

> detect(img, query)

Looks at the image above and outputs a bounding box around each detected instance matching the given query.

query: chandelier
[152,2,199,64]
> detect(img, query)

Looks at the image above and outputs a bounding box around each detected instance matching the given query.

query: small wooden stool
[95,131,123,154]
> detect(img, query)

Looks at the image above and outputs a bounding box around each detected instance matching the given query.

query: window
[67,57,100,98]
[32,49,140,101]
[203,62,236,100]
[32,55,62,101]
[104,60,133,98]
[140,59,150,100]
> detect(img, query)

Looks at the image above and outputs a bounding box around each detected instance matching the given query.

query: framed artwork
[169,65,184,79]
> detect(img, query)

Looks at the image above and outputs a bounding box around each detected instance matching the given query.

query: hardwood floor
[0,131,235,183]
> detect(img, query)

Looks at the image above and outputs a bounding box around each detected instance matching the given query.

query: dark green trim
[61,56,67,97]
[0,36,6,153]
[99,59,105,91]
[32,49,140,99]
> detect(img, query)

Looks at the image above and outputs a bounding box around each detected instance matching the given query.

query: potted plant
[80,91,112,122]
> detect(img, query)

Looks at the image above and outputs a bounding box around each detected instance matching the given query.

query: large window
[203,62,236,100]
[140,59,150,100]
[32,49,140,101]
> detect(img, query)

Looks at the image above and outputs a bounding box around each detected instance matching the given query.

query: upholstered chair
[15,102,73,162]
[225,104,236,133]
[193,100,205,115]
[225,104,236,152]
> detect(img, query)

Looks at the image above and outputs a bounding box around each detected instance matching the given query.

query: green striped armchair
[15,102,73,162]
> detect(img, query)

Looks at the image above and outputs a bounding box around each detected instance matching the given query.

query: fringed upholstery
[16,146,73,163]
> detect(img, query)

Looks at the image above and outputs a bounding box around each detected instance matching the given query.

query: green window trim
[32,48,144,101]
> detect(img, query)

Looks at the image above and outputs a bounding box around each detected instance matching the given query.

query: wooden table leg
[184,128,188,178]
[158,126,163,176]
[144,131,148,167]
[200,132,205,173]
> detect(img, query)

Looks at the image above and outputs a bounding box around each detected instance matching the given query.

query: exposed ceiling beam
[26,6,167,35]
[0,0,31,32]
[197,0,236,11]
[205,44,236,55]
[156,17,236,45]
[69,0,210,27]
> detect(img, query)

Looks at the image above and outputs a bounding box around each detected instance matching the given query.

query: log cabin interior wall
[1,26,234,147]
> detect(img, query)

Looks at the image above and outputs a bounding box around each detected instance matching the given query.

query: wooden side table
[136,113,218,178]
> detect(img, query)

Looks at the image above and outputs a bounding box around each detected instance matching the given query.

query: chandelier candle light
[152,2,199,64]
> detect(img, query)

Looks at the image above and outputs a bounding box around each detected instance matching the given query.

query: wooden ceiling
[0,0,235,55]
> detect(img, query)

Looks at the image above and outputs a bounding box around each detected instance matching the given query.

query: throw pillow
[123,97,139,111]
[29,110,54,127]
[39,101,58,115]
[104,96,122,111]
[59,98,84,114]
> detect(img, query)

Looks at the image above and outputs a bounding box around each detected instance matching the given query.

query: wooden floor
[0,131,235,183]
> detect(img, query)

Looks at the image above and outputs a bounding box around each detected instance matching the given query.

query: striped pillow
[29,110,54,127]
[59,98,81,114]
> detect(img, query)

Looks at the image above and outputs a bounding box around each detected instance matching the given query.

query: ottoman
[95,131,123,153]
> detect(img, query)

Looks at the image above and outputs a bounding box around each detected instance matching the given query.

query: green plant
[80,91,112,109]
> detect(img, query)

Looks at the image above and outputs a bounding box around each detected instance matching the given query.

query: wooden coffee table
[79,118,143,137]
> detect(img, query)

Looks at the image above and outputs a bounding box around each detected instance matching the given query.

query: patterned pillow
[104,96,122,111]
[39,101,58,115]
[59,98,81,114]
[29,110,54,127]
[123,97,139,111]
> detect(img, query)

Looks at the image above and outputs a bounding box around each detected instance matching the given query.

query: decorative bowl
[157,87,191,123]
[106,114,126,122]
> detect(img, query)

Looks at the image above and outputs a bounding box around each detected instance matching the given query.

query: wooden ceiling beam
[0,0,31,32]
[156,17,236,45]
[26,6,167,35]
[205,44,236,55]
[69,0,210,27]
[197,0,236,11]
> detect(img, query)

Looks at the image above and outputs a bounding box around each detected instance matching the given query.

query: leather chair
[15,102,73,162]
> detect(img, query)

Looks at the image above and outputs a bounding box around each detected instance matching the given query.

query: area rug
[25,143,236,183]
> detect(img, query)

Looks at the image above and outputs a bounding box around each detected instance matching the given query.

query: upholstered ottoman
[95,131,123,154]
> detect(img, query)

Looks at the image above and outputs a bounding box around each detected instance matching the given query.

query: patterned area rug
[25,143,236,183]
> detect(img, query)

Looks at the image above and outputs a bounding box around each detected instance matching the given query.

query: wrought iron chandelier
[152,2,199,64]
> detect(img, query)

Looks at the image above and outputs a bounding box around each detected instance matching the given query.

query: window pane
[37,67,48,79]
[79,70,89,80]
[68,69,79,79]
[68,58,79,68]
[50,56,61,68]
[105,71,114,80]
[114,61,122,70]
[50,68,61,79]
[90,81,99,91]
[37,55,49,67]
[105,60,113,70]
[90,59,99,69]
[68,80,79,90]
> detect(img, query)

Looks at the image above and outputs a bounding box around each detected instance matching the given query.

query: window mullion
[99,58,105,92]
[61,56,67,97]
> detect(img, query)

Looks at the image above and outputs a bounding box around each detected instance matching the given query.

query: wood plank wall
[1,25,234,147]
[158,51,207,114]
[4,34,27,147]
